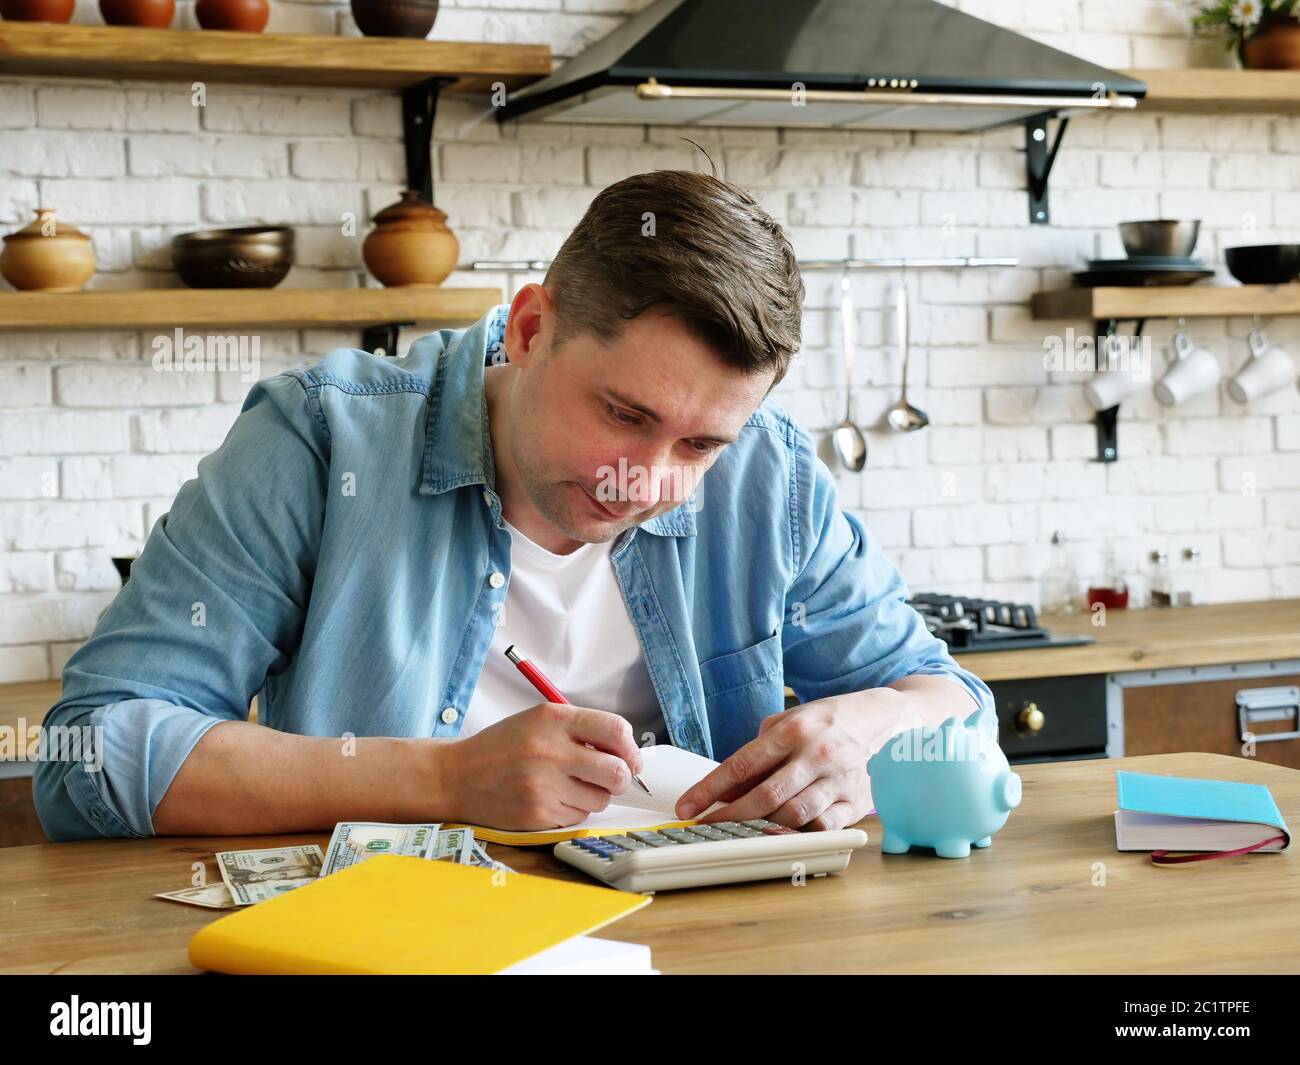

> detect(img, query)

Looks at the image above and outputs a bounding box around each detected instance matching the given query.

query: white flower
[1229,0,1265,29]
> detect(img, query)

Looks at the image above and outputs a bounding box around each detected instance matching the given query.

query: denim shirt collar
[416,304,696,538]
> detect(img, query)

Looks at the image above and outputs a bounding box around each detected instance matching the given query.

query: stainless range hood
[496,0,1145,134]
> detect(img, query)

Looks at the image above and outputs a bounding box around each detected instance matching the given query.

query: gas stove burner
[908,592,1095,653]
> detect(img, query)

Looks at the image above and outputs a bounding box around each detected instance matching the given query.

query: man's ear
[503,283,554,369]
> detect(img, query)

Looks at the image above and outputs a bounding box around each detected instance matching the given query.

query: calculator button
[741,820,776,830]
[686,826,731,841]
[714,823,761,838]
[660,829,705,843]
[629,832,676,847]
[603,835,649,849]
[760,824,799,835]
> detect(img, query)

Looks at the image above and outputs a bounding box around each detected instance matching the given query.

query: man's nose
[623,445,671,508]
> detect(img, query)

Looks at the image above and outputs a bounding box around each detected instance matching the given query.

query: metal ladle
[831,273,868,471]
[886,277,929,433]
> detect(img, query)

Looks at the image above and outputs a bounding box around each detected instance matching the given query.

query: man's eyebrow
[603,387,738,445]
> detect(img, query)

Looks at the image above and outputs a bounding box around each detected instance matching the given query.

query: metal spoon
[832,274,868,471]
[886,278,929,433]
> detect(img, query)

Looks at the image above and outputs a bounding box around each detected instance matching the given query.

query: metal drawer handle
[1237,686,1300,744]
[1016,701,1045,735]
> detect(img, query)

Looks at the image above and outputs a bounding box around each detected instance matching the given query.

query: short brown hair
[544,170,803,389]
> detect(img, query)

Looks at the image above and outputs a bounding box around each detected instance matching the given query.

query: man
[34,170,993,842]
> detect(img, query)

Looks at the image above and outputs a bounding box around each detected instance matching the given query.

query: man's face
[505,300,775,545]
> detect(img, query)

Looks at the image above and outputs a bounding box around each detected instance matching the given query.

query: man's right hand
[440,703,645,830]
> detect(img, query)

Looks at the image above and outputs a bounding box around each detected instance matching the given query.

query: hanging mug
[1154,327,1220,407]
[1228,326,1296,404]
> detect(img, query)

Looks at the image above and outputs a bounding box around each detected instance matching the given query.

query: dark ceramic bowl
[1224,244,1300,285]
[350,0,439,37]
[172,225,294,289]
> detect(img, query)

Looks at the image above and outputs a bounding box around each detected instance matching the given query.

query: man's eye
[606,403,640,425]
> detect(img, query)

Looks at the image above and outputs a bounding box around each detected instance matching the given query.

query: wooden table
[2,752,1295,975]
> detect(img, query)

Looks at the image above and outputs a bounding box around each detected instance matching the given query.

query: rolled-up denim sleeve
[33,370,329,841]
[780,431,994,714]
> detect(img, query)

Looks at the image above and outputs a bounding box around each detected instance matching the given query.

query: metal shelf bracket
[361,322,412,358]
[1092,317,1145,463]
[1026,115,1070,225]
[401,76,455,204]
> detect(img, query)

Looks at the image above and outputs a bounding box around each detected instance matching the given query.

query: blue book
[1114,771,1291,853]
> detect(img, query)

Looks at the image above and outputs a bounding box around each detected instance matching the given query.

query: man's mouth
[579,483,628,521]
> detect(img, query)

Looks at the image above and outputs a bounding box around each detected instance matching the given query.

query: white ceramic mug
[1085,367,1148,410]
[1154,329,1221,407]
[1084,333,1148,410]
[1228,328,1296,404]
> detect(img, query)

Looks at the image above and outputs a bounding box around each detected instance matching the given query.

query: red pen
[504,644,651,796]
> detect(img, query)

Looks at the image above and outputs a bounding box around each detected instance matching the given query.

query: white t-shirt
[460,517,668,745]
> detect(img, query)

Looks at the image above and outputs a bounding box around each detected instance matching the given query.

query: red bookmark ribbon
[1151,834,1287,865]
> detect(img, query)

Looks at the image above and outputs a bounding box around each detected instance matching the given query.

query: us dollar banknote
[216,845,323,906]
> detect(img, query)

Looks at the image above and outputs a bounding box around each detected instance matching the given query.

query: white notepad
[498,936,657,975]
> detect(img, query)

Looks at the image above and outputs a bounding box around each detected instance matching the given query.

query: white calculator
[553,820,869,893]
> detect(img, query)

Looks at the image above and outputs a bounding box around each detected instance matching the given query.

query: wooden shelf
[0,287,502,331]
[0,22,550,92]
[1032,284,1300,320]
[1122,67,1300,114]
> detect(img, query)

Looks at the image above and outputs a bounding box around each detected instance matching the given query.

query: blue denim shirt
[33,305,994,841]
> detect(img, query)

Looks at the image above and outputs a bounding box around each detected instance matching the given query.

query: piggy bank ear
[963,703,997,732]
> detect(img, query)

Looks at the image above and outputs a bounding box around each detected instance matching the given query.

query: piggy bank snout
[995,770,1022,812]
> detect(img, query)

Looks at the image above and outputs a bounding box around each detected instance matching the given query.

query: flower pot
[195,0,269,32]
[0,0,76,21]
[350,0,439,38]
[362,190,458,287]
[1,208,96,293]
[99,0,175,27]
[1241,14,1300,70]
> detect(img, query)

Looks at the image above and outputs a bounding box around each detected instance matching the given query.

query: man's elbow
[32,760,103,841]
[32,749,148,842]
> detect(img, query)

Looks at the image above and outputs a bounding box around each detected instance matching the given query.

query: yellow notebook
[445,744,724,846]
[188,854,651,975]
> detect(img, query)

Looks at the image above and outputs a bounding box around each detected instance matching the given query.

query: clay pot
[195,0,269,32]
[1241,14,1300,70]
[362,190,458,287]
[1,208,96,293]
[0,0,75,21]
[350,0,439,38]
[98,0,174,26]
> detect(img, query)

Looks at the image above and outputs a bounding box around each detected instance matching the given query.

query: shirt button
[441,706,459,725]
[488,571,505,588]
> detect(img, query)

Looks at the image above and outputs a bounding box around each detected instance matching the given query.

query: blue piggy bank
[866,704,1021,859]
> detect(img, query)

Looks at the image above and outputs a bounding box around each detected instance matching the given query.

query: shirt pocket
[698,629,784,699]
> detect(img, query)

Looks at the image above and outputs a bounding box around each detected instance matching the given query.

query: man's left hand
[674,692,885,831]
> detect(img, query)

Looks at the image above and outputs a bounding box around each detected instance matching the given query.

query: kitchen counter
[953,598,1300,683]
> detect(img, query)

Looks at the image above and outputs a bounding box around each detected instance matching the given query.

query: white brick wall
[1,0,1299,681]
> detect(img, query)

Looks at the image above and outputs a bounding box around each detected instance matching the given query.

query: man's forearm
[850,672,982,756]
[151,721,456,836]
